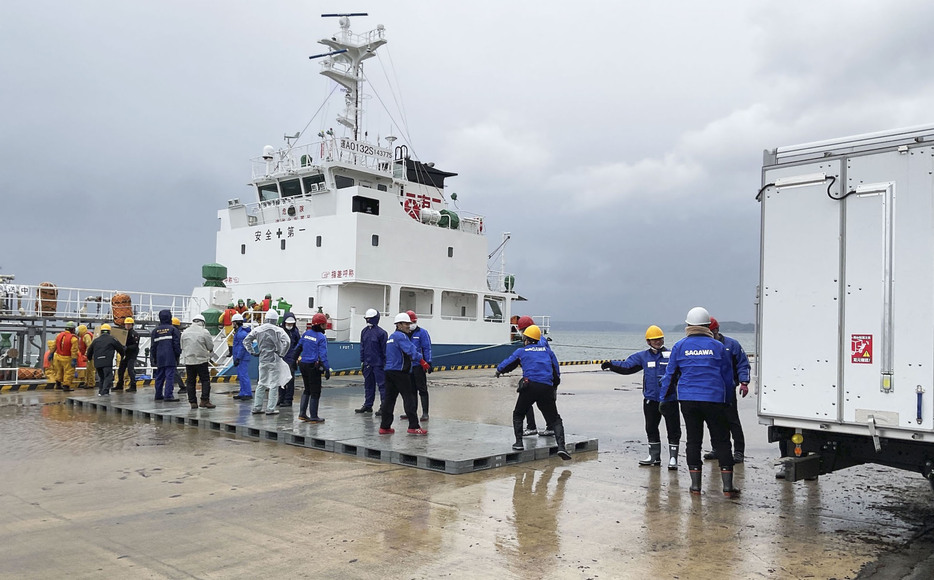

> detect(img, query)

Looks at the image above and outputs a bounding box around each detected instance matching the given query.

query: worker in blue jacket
[356,308,387,414]
[496,325,571,460]
[295,313,330,423]
[402,310,432,422]
[703,317,752,464]
[515,315,554,437]
[661,306,739,497]
[602,324,681,469]
[278,312,301,407]
[378,312,427,435]
[150,309,182,402]
[231,314,252,400]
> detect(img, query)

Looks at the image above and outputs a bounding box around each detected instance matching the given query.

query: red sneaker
[378,428,395,434]
[407,428,428,435]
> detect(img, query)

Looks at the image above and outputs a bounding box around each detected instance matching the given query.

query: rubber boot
[668,444,679,471]
[419,393,429,422]
[639,442,662,466]
[309,398,324,423]
[298,390,311,420]
[553,423,571,460]
[689,469,702,495]
[512,420,525,450]
[721,468,741,497]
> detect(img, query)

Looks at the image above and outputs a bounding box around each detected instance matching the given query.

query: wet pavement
[2,366,933,579]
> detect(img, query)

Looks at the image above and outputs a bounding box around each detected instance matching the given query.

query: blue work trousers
[154,365,176,399]
[362,364,386,409]
[236,358,252,397]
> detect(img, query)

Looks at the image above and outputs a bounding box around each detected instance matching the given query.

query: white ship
[190,13,537,371]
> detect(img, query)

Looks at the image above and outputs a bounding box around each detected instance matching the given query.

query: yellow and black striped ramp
[1,376,241,392]
[559,360,609,367]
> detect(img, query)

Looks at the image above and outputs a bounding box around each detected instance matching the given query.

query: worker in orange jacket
[52,321,79,391]
[77,325,94,388]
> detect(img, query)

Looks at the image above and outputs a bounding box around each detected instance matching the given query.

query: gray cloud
[2,1,932,325]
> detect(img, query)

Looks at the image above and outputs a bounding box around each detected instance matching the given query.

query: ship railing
[330,25,385,47]
[0,283,196,324]
[326,314,352,342]
[486,271,518,294]
[250,139,392,181]
[240,192,329,228]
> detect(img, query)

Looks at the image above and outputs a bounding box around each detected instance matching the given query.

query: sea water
[548,329,756,363]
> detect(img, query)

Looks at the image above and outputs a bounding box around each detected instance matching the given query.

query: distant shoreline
[550,321,755,333]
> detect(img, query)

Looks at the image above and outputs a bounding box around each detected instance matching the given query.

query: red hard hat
[516,316,534,330]
[406,310,417,323]
[709,317,720,331]
[311,313,328,326]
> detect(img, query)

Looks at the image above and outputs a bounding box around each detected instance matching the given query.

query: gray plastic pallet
[65,395,598,474]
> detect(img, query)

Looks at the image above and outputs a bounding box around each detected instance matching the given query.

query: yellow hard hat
[47,339,55,348]
[77,324,88,335]
[100,323,112,332]
[645,325,665,340]
[172,317,181,326]
[523,324,542,341]
[124,317,134,324]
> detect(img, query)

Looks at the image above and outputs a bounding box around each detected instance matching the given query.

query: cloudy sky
[3,1,934,326]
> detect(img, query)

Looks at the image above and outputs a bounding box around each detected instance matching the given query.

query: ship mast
[316,13,387,142]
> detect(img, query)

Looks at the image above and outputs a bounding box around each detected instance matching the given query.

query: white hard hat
[365,308,378,318]
[265,310,280,322]
[231,313,244,322]
[192,315,205,324]
[285,317,296,324]
[393,312,412,324]
[685,306,711,326]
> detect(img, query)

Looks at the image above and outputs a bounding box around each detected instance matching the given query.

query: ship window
[241,244,246,255]
[377,184,388,192]
[316,236,322,247]
[399,287,434,317]
[302,174,325,193]
[484,296,505,322]
[448,247,454,257]
[372,235,379,247]
[308,297,314,309]
[441,291,477,320]
[335,175,355,189]
[353,196,379,215]
[280,179,302,198]
[258,182,278,201]
[280,239,286,250]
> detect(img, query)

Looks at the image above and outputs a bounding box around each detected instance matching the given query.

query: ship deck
[64,386,597,475]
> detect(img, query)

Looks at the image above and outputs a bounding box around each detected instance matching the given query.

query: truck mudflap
[769,426,934,489]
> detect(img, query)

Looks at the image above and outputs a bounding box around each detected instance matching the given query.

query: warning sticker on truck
[851,334,873,364]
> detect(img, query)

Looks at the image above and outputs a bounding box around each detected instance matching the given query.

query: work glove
[233,359,240,366]
[419,359,430,372]
[70,359,77,368]
[495,370,501,378]
[361,363,365,372]
[426,363,433,374]
[739,382,749,398]
[324,368,331,380]
[601,361,612,371]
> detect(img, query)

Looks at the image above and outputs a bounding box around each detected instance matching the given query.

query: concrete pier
[3,366,934,579]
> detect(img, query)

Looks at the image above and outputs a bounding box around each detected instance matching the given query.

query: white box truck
[757,124,934,490]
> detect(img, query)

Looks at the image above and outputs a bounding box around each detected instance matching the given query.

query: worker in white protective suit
[244,310,291,415]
